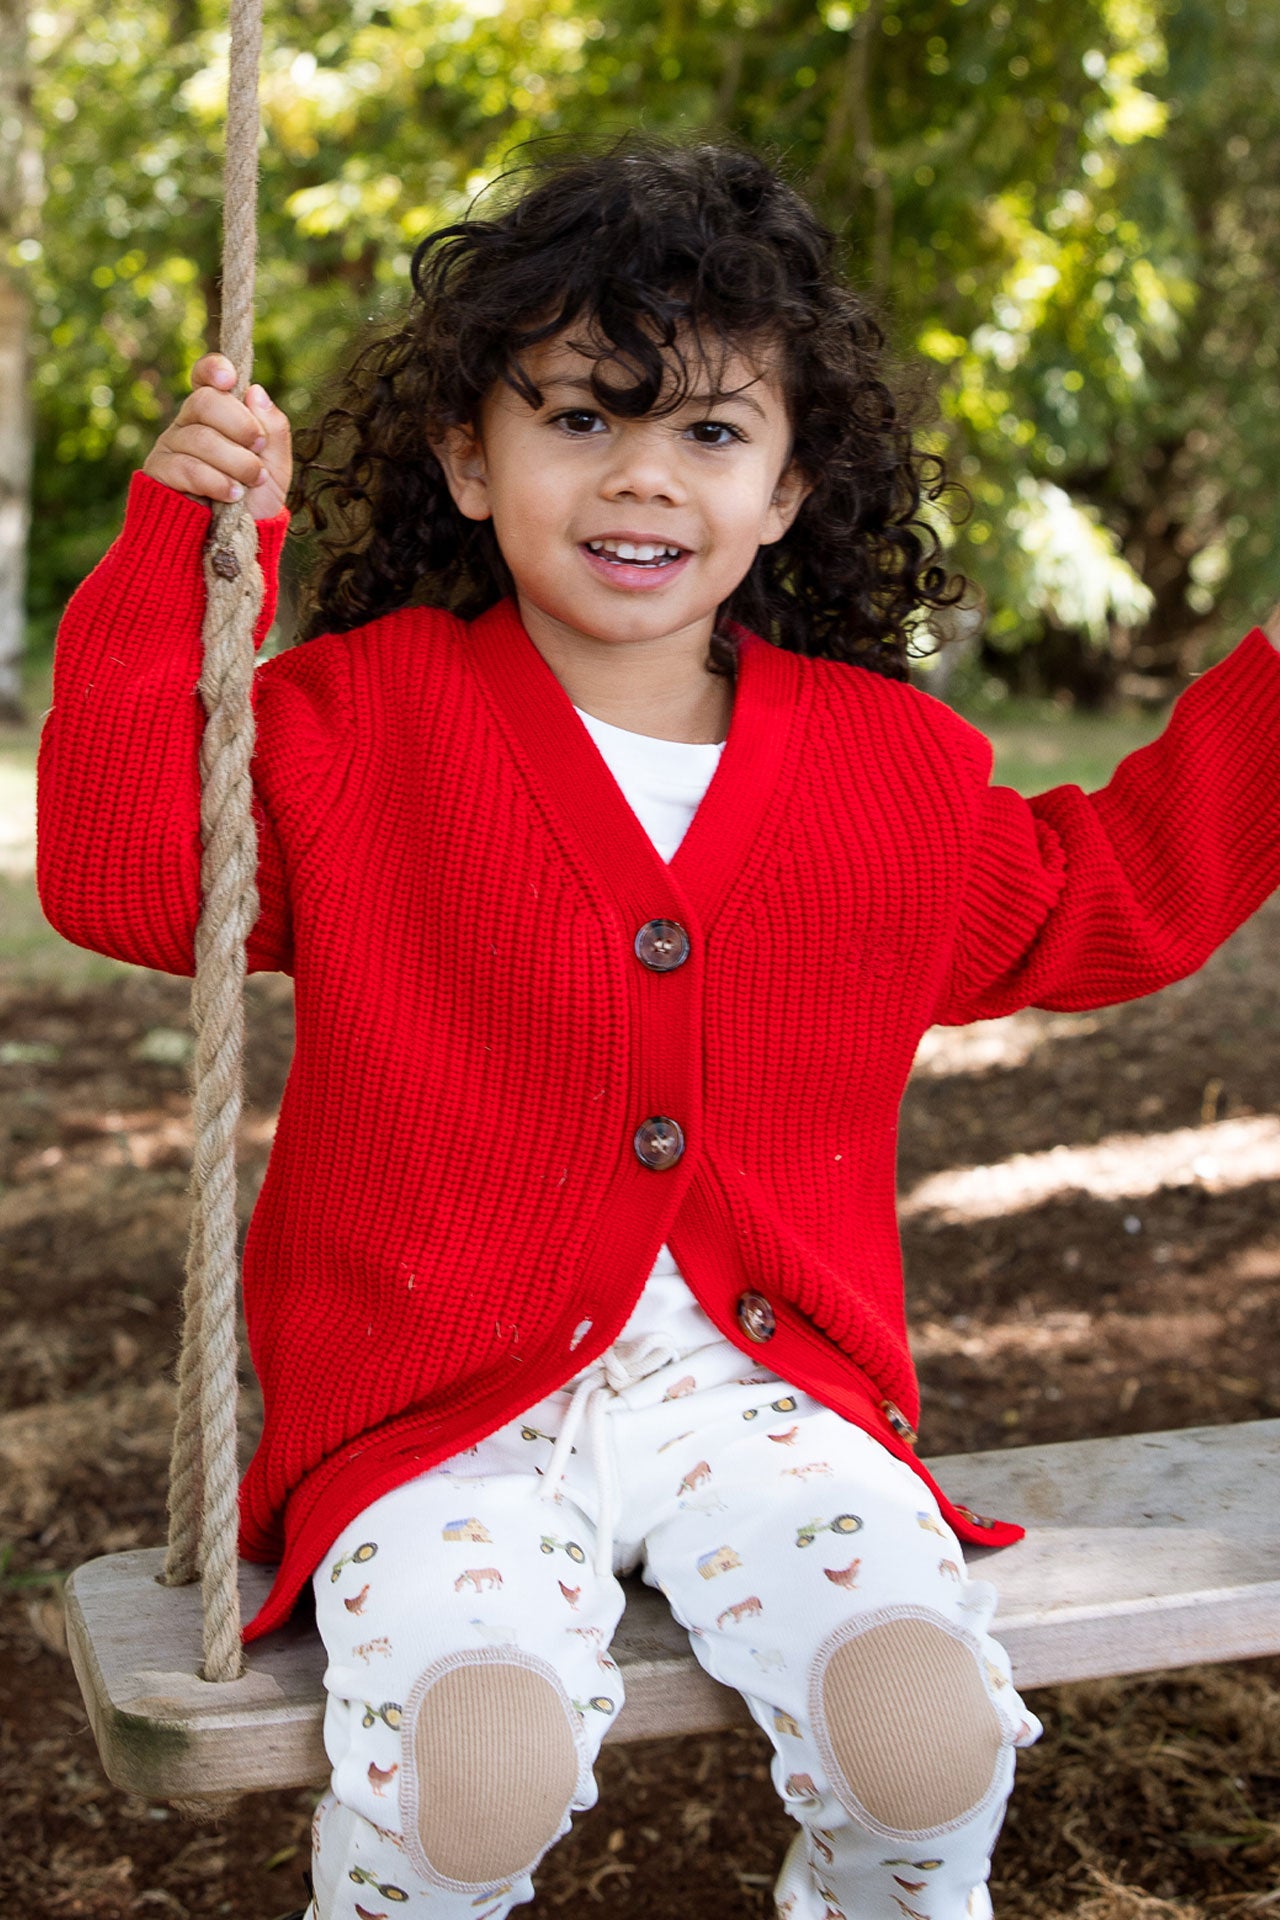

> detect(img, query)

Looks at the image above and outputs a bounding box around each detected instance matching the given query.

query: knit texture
[36,470,1280,1644]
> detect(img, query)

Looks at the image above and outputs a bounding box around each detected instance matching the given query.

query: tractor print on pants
[570,1694,617,1717]
[742,1394,799,1422]
[540,1533,587,1563]
[360,1700,403,1730]
[349,1863,409,1901]
[521,1424,576,1453]
[330,1540,378,1582]
[795,1512,863,1548]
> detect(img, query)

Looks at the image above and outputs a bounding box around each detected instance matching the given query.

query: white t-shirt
[573,704,726,1355]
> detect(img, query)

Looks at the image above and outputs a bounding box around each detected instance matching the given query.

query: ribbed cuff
[117,469,292,648]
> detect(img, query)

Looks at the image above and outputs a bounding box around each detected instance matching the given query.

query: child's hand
[1264,601,1280,652]
[142,354,292,521]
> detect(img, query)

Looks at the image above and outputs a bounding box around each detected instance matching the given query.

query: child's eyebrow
[540,374,767,419]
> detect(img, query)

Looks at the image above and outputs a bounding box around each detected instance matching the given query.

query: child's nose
[601,431,686,500]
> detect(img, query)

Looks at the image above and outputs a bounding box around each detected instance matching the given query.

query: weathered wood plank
[64,1420,1280,1802]
[951,1421,1280,1685]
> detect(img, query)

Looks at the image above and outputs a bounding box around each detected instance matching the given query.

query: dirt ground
[2,895,1278,1919]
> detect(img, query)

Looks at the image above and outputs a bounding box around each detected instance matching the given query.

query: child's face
[430,321,813,663]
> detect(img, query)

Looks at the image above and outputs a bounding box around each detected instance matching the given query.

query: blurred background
[1,2,1278,1917]
[5,0,1280,715]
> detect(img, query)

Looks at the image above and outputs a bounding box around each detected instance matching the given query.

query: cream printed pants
[309,1328,1042,1920]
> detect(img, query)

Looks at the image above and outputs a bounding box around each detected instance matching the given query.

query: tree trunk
[0,0,40,723]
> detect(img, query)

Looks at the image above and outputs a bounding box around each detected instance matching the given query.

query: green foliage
[15,0,1279,685]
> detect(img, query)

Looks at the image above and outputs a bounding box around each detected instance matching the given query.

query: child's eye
[548,409,745,446]
[550,409,606,436]
[688,420,746,446]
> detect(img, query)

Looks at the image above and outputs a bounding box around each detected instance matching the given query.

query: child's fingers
[182,380,270,447]
[191,352,238,392]
[155,455,251,505]
[184,379,291,468]
[142,411,269,506]
[143,360,291,513]
[246,384,291,455]
[186,365,288,458]
[166,420,269,492]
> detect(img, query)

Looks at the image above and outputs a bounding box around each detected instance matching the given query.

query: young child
[37,132,1280,1920]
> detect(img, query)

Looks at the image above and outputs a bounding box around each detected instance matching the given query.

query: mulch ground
[2,895,1278,1919]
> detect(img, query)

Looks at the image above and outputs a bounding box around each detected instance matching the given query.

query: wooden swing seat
[64,1418,1280,1804]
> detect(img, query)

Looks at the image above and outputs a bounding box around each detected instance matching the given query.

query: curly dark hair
[287,128,974,683]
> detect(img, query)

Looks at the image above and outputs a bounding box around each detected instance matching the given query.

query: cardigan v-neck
[463,597,808,934]
[571,704,724,865]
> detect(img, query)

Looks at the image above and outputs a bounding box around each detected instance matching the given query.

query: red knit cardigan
[36,472,1280,1644]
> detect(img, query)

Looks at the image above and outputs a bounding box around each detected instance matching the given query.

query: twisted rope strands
[160,0,264,1688]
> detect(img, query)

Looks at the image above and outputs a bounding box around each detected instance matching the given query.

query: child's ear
[762,459,816,546]
[428,423,492,522]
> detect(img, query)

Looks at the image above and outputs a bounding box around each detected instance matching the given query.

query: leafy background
[15,0,1280,702]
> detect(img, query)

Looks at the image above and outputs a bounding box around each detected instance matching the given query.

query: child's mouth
[579,542,693,590]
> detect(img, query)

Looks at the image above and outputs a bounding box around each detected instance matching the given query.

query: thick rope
[160,0,264,1689]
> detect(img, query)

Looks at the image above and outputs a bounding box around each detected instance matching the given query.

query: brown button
[634,919,690,971]
[633,1116,685,1170]
[736,1291,776,1343]
[953,1503,997,1530]
[879,1397,918,1447]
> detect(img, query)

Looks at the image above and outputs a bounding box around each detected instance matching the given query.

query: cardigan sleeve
[931,625,1280,1025]
[35,470,335,978]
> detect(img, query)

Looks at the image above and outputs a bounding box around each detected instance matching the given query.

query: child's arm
[35,358,322,978]
[932,622,1280,1026]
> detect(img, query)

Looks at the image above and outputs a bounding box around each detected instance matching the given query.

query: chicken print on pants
[824,1557,861,1589]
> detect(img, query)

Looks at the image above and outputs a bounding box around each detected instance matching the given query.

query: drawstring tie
[537,1331,681,1577]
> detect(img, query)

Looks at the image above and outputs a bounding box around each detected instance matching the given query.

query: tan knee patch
[401,1649,581,1887]
[811,1610,1004,1836]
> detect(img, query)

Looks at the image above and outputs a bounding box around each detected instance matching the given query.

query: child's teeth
[588,540,680,562]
